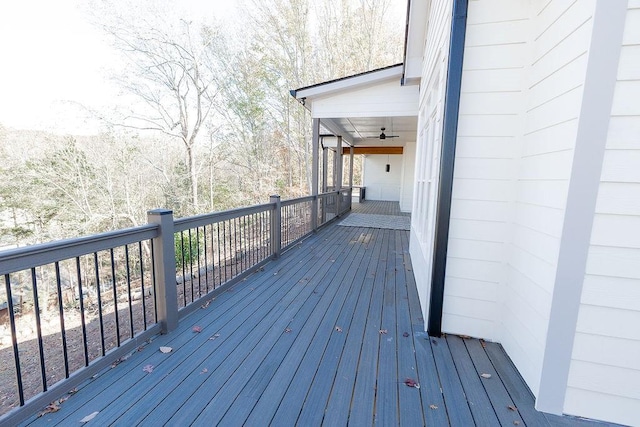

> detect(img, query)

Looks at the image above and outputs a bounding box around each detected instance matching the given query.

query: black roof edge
[290,63,404,96]
[401,0,411,86]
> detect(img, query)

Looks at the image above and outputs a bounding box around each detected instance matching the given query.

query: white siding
[443,0,529,342]
[409,0,453,325]
[502,0,595,396]
[399,141,416,212]
[362,155,403,201]
[564,4,640,425]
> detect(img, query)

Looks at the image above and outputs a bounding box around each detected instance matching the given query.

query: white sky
[0,0,407,135]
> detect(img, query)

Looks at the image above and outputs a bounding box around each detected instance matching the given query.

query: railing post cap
[147,209,174,216]
[269,195,280,199]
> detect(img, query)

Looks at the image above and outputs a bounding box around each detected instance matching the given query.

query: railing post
[147,209,178,334]
[270,195,282,259]
[336,190,341,217]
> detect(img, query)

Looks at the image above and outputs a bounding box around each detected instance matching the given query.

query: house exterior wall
[505,0,596,397]
[409,0,452,326]
[562,3,640,425]
[362,154,403,201]
[399,141,416,212]
[442,0,528,342]
[410,0,638,424]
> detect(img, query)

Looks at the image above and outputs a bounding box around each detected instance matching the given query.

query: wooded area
[0,0,403,249]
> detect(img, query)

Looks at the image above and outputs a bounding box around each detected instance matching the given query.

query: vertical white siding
[442,0,528,341]
[563,4,640,425]
[409,0,452,325]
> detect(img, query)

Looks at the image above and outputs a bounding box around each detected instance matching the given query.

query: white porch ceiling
[320,116,418,147]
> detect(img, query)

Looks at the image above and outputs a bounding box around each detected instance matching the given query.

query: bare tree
[95,1,221,212]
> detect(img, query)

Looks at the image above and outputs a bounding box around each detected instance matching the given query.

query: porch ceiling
[321,116,418,147]
[292,64,419,147]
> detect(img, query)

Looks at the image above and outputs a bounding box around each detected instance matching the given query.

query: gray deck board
[20,201,587,427]
[447,335,501,426]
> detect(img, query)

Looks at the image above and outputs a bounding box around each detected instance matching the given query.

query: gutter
[428,0,468,336]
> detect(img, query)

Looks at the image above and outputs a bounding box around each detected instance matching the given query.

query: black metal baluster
[109,249,120,347]
[203,225,209,293]
[221,221,231,284]
[30,268,47,392]
[139,242,148,330]
[150,242,158,323]
[54,262,69,378]
[4,274,24,406]
[93,253,105,357]
[180,231,187,307]
[76,257,89,367]
[125,245,134,338]
[196,227,202,298]
[188,228,195,303]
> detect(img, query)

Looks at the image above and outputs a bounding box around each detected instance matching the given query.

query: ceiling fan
[367,127,399,140]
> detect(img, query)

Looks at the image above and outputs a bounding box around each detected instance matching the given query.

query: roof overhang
[291,64,419,146]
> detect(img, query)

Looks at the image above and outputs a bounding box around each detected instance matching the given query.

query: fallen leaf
[159,346,172,354]
[379,329,388,334]
[38,403,60,417]
[404,378,420,388]
[458,334,472,339]
[335,326,342,333]
[403,332,410,338]
[68,388,78,395]
[508,405,517,412]
[143,364,154,373]
[137,345,145,352]
[80,411,99,423]
[284,328,292,333]
[513,421,520,426]
[58,395,70,404]
[480,373,492,379]
[209,333,221,340]
[200,368,208,374]
[192,326,202,333]
[200,300,211,309]
[480,339,487,348]
[429,404,438,410]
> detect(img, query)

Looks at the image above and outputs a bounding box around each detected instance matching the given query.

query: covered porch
[292,64,419,213]
[19,202,588,426]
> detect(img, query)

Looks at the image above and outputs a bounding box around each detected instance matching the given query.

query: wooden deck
[20,203,611,426]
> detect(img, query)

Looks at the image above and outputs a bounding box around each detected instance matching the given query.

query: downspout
[428,0,468,336]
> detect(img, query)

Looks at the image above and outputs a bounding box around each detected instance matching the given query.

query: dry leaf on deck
[335,326,343,332]
[143,364,154,374]
[80,411,99,423]
[38,403,60,417]
[429,404,438,410]
[508,405,517,411]
[404,378,420,388]
[192,326,202,333]
[209,333,221,340]
[403,332,410,337]
[379,329,388,334]
[200,368,208,374]
[284,328,292,333]
[480,373,492,379]
[159,347,172,354]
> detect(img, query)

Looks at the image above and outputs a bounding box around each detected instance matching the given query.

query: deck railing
[0,189,351,423]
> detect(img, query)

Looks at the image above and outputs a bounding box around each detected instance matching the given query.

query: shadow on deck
[20,202,609,426]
